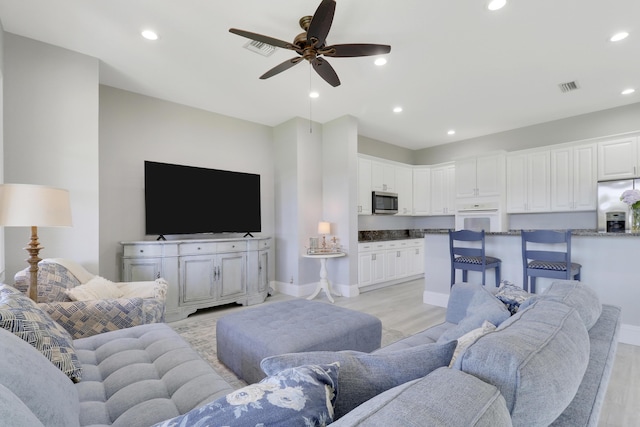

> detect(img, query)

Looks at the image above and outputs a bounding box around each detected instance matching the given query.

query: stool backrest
[521,229,572,264]
[449,229,486,261]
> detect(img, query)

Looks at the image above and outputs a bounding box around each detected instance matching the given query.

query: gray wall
[3,34,100,279]
[99,86,275,281]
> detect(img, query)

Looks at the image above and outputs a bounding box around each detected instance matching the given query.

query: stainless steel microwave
[372,191,398,214]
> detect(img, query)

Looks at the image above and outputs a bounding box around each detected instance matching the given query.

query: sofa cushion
[0,326,80,426]
[73,323,234,427]
[437,288,510,344]
[448,320,496,367]
[261,340,457,420]
[330,367,513,427]
[453,299,590,427]
[539,280,602,330]
[152,363,339,427]
[445,282,496,324]
[0,284,82,382]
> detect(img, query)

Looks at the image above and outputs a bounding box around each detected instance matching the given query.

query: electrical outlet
[290,276,294,284]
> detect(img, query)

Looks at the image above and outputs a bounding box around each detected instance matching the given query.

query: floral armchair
[14,258,167,339]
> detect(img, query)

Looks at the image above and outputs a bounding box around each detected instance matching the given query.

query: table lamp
[0,184,72,301]
[318,221,331,250]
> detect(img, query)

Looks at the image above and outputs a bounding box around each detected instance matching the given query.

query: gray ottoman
[216,299,382,384]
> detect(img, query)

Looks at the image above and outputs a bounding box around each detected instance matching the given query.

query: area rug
[170,315,407,390]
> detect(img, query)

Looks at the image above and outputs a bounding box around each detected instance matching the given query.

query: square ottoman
[216,299,382,384]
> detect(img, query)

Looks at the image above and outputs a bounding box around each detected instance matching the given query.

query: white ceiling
[0,0,638,150]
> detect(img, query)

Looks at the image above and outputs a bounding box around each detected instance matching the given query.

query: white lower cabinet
[121,237,271,321]
[358,239,424,288]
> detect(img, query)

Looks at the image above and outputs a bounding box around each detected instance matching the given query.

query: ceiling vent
[558,81,580,93]
[243,40,277,57]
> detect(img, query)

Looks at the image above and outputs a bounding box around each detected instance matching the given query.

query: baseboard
[423,290,449,308]
[619,324,640,346]
[271,281,314,298]
[333,283,360,298]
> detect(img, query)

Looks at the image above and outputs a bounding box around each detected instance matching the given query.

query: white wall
[3,34,99,279]
[98,86,275,281]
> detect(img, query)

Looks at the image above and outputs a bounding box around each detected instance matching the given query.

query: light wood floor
[274,279,638,427]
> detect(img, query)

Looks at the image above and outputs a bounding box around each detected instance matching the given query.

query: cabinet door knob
[139,249,144,253]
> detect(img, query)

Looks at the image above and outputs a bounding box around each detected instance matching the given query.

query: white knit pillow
[65,276,124,301]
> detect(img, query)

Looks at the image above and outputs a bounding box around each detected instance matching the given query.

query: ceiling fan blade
[229,28,295,50]
[307,0,336,48]
[312,57,340,87]
[321,43,391,57]
[260,57,303,80]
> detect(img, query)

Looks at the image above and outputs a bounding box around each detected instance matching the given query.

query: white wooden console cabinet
[121,237,271,321]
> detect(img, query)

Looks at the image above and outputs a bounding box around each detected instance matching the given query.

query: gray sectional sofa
[0,280,621,427]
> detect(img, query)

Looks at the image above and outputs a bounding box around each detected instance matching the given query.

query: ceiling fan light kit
[229,0,391,87]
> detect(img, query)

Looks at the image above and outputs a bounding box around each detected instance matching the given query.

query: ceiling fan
[229,0,391,87]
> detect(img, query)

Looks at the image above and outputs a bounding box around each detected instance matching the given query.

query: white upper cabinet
[455,153,506,198]
[551,143,597,211]
[431,162,456,215]
[371,160,396,192]
[506,150,550,213]
[597,136,640,181]
[395,165,413,215]
[357,157,372,215]
[412,167,431,215]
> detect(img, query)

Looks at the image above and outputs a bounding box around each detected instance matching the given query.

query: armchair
[14,258,167,339]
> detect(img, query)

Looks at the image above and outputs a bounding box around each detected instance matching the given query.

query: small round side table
[302,252,346,303]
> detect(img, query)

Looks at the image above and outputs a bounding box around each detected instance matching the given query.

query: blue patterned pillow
[152,363,339,427]
[0,285,82,382]
[495,281,532,315]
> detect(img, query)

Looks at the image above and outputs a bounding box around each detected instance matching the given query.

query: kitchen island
[422,229,640,345]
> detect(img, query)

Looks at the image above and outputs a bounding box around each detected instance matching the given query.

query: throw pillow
[495,280,532,314]
[261,340,457,420]
[437,289,510,344]
[448,320,496,367]
[152,363,339,427]
[0,285,82,382]
[65,276,124,301]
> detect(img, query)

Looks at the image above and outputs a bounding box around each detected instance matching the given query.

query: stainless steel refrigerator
[596,179,640,232]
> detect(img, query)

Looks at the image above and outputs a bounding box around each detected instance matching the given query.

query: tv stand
[120,236,272,321]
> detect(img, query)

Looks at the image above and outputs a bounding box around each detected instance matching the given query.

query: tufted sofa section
[0,322,235,427]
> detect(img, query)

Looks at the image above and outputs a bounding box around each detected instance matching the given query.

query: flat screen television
[144,161,261,238]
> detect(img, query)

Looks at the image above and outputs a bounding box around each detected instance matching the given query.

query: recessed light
[487,0,506,11]
[622,88,636,95]
[141,30,159,41]
[393,106,403,113]
[309,91,319,98]
[610,32,629,42]
[374,58,387,66]
[447,130,456,135]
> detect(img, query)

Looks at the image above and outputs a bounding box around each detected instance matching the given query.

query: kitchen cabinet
[395,165,413,215]
[455,153,505,198]
[430,163,456,215]
[357,239,424,288]
[371,160,396,192]
[121,237,271,321]
[412,167,430,215]
[597,136,640,181]
[506,150,550,213]
[551,143,597,211]
[357,157,372,215]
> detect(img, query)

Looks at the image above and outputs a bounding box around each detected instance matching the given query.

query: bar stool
[449,229,501,287]
[521,229,581,293]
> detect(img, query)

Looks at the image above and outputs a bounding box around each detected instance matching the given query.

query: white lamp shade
[0,184,72,227]
[318,221,331,235]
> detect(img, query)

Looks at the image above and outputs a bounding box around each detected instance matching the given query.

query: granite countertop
[358,228,640,242]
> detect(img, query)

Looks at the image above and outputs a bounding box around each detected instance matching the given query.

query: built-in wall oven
[454,200,507,232]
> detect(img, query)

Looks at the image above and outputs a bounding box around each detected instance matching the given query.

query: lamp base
[24,226,43,302]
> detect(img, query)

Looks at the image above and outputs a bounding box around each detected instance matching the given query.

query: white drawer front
[217,241,247,252]
[179,242,217,255]
[123,244,163,257]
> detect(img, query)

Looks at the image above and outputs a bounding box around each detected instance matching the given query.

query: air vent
[243,40,277,57]
[558,81,580,93]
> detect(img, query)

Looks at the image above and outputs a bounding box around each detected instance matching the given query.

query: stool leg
[462,270,468,282]
[451,266,455,287]
[495,264,501,287]
[530,277,536,294]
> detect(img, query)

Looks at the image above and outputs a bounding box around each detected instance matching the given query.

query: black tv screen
[144,161,261,237]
